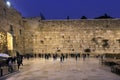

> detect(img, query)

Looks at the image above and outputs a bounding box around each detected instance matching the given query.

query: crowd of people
[34,53,90,62]
[4,52,90,73]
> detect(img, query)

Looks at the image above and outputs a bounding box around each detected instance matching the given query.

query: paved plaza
[1,57,120,80]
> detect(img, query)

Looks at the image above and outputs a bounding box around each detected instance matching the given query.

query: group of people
[7,55,23,73]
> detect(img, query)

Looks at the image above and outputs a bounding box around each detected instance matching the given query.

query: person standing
[17,56,21,69]
[8,58,13,72]
[82,53,86,61]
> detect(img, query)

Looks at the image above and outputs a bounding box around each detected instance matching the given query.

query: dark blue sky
[9,0,120,19]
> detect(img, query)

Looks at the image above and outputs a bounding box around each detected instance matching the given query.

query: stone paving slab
[1,58,120,80]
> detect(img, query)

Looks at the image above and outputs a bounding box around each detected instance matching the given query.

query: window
[3,8,6,15]
[10,25,13,32]
[20,29,21,35]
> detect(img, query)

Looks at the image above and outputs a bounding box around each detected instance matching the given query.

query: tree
[66,16,70,20]
[94,13,113,19]
[81,16,87,19]
[40,12,45,20]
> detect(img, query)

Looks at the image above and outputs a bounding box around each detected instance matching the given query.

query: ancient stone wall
[24,19,120,54]
[1,0,120,55]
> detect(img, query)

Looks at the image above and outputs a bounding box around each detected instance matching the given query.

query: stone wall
[1,0,120,55]
[24,19,120,54]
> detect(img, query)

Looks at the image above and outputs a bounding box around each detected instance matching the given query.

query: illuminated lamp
[6,1,11,8]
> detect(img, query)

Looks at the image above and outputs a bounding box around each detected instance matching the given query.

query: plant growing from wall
[84,48,91,53]
[102,39,109,48]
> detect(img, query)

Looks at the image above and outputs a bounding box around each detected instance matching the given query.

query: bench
[101,58,120,66]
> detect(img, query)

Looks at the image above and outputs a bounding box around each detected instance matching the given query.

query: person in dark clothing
[20,55,23,66]
[17,56,23,69]
[17,57,21,69]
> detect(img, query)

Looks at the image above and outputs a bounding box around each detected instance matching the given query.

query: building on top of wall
[0,0,24,56]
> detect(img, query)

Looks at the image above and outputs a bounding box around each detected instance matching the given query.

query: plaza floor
[2,57,120,80]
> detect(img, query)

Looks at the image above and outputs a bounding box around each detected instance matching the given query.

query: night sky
[9,0,120,19]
